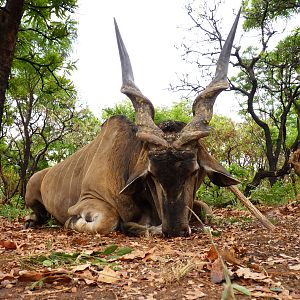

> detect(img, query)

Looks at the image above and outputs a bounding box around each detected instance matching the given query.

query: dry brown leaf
[71,237,88,246]
[210,258,224,283]
[185,290,206,299]
[122,247,156,261]
[289,264,300,271]
[76,269,96,285]
[0,239,17,250]
[235,267,267,280]
[206,246,218,262]
[18,270,43,282]
[221,247,242,265]
[43,274,72,284]
[71,263,91,272]
[0,272,15,282]
[97,266,120,284]
[83,278,95,285]
[193,260,208,271]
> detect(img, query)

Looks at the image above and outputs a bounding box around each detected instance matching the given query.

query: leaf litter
[0,202,299,299]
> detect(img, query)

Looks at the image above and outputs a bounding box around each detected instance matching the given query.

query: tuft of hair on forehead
[158,121,186,134]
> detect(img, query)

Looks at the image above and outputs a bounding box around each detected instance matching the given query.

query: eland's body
[25,11,241,237]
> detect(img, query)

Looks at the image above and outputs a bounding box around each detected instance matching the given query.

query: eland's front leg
[65,199,119,234]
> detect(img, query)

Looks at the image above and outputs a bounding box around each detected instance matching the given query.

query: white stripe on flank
[84,119,111,177]
[68,148,86,205]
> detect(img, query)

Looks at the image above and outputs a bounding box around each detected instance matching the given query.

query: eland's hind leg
[24,169,50,228]
[65,199,119,234]
[24,201,50,228]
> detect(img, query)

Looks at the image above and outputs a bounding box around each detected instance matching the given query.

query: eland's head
[115,11,241,237]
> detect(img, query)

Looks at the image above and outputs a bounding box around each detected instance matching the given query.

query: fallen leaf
[1,279,14,288]
[0,240,17,250]
[210,258,224,283]
[232,283,251,296]
[279,253,295,259]
[71,237,87,246]
[221,247,242,265]
[97,265,120,284]
[206,246,218,262]
[235,267,267,280]
[71,263,91,272]
[0,272,15,282]
[76,269,96,285]
[185,290,206,299]
[83,278,96,285]
[43,274,72,284]
[289,264,300,271]
[121,247,155,261]
[18,270,43,282]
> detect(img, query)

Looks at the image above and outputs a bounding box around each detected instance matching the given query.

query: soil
[0,201,299,300]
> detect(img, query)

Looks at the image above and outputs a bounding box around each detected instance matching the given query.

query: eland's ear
[119,169,148,195]
[197,142,240,187]
[119,149,149,195]
[201,165,240,187]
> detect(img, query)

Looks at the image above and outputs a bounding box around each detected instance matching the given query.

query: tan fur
[290,149,300,176]
[25,117,149,233]
[25,116,238,236]
[25,168,50,207]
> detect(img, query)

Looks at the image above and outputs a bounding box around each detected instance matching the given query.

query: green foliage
[101,99,192,124]
[251,180,297,205]
[46,108,100,163]
[0,0,102,201]
[102,101,136,122]
[205,115,265,183]
[178,0,299,191]
[0,197,30,221]
[23,245,133,269]
[198,177,298,207]
[243,0,300,30]
[154,100,192,124]
[197,181,238,208]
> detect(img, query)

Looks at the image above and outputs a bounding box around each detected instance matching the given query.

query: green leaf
[29,280,44,291]
[102,244,118,255]
[115,247,132,256]
[232,283,251,296]
[42,259,53,267]
[211,230,222,237]
[91,257,109,265]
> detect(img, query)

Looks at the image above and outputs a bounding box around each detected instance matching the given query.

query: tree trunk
[0,0,24,135]
[244,162,291,197]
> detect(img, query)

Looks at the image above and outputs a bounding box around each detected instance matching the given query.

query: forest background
[0,0,299,219]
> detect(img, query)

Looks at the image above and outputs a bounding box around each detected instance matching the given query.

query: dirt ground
[0,201,299,300]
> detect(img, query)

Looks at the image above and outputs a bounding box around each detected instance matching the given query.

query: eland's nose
[163,225,191,237]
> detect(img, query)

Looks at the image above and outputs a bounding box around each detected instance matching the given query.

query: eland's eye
[191,168,199,176]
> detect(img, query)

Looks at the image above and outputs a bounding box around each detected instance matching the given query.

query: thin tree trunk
[0,0,24,135]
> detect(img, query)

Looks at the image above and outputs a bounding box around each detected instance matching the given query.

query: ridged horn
[173,8,241,148]
[114,19,168,147]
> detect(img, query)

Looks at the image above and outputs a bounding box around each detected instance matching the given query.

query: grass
[161,260,195,285]
[0,197,30,221]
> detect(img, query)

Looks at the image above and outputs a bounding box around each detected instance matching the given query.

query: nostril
[163,226,191,237]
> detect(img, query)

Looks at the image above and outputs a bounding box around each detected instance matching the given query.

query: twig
[24,286,72,297]
[227,185,275,230]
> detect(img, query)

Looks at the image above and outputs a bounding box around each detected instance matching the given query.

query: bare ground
[0,201,299,300]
